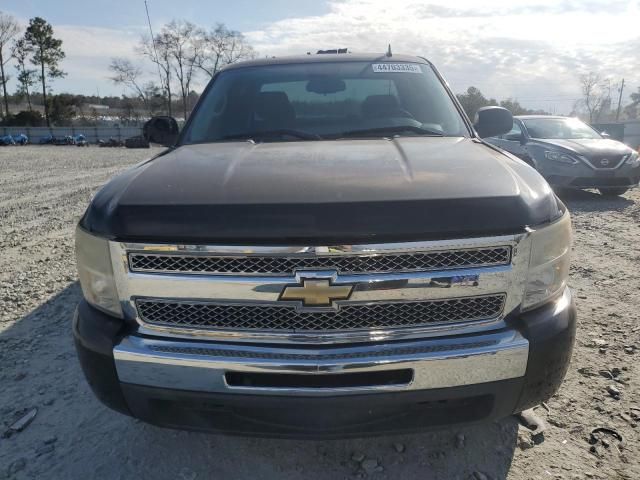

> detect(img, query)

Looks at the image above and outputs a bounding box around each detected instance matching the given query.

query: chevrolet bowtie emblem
[280,279,353,307]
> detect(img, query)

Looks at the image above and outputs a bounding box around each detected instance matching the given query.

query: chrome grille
[129,247,511,276]
[136,295,506,332]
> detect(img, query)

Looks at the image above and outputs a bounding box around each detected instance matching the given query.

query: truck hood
[82,137,562,244]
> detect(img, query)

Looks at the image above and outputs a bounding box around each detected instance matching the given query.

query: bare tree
[195,23,255,78]
[139,32,173,116]
[162,20,202,120]
[109,57,149,111]
[142,81,169,116]
[220,26,255,67]
[12,38,37,111]
[0,12,20,117]
[579,73,611,123]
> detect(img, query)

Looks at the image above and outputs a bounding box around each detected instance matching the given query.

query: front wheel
[598,187,628,197]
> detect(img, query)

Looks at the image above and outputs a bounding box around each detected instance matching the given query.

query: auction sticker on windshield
[372,63,422,73]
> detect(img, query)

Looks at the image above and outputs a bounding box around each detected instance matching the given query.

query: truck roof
[222,53,430,71]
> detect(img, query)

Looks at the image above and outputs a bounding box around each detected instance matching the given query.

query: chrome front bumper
[113,329,529,396]
[108,233,533,400]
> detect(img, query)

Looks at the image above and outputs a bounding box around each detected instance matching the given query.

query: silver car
[487,115,640,196]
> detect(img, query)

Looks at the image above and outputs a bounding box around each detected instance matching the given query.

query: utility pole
[615,78,625,121]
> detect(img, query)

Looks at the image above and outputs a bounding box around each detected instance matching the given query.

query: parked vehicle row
[1,133,29,145]
[38,134,90,146]
[0,133,146,148]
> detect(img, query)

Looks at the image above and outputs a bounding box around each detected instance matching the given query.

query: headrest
[255,91,295,121]
[362,95,401,118]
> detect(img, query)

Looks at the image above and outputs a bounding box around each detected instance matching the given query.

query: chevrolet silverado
[73,52,576,437]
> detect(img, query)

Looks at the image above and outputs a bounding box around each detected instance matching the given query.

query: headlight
[625,151,640,166]
[544,150,579,165]
[75,226,123,317]
[522,212,572,311]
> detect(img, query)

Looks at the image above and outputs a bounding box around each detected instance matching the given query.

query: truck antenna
[386,44,392,57]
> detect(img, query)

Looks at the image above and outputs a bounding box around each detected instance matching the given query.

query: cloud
[5,0,639,112]
[49,25,146,94]
[246,0,640,113]
[414,0,632,17]
[56,25,140,59]
[6,22,148,96]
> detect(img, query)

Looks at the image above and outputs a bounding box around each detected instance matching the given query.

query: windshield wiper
[339,125,444,138]
[220,129,322,141]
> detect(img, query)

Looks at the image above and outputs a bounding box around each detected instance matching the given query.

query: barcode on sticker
[372,63,422,73]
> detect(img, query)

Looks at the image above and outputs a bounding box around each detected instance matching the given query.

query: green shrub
[2,110,45,126]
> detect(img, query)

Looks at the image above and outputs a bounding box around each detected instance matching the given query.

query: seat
[254,91,296,130]
[361,95,404,118]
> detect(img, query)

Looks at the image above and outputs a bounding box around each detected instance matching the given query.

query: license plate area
[225,369,414,389]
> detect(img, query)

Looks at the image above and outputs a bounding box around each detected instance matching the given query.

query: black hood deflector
[82,138,561,244]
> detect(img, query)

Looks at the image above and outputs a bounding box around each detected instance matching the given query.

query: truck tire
[598,187,628,197]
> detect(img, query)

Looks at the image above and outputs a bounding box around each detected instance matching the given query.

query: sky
[2,0,639,114]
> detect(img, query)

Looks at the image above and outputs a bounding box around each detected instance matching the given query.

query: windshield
[522,117,602,140]
[182,61,469,143]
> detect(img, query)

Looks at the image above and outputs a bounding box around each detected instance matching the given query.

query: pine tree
[24,17,65,126]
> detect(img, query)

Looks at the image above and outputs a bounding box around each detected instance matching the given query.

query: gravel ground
[0,146,638,479]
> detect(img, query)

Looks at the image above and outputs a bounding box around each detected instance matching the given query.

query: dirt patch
[0,146,638,479]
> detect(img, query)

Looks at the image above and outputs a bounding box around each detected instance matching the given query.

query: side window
[503,122,522,140]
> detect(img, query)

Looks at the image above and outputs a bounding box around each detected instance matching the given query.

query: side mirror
[600,131,611,139]
[474,107,513,139]
[143,116,179,146]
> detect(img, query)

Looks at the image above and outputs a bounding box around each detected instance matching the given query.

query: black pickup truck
[73,52,576,437]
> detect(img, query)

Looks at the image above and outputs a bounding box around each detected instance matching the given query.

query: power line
[144,0,163,90]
